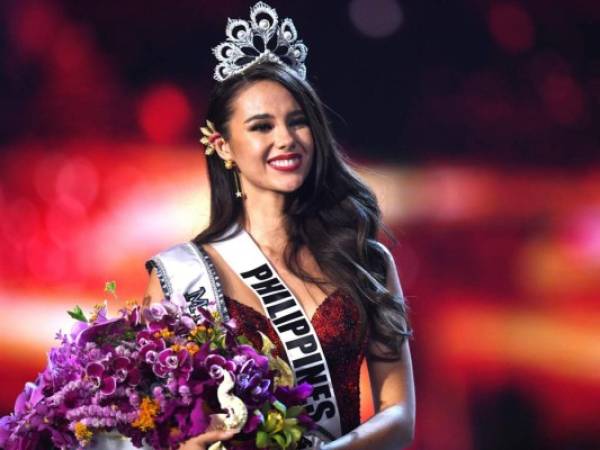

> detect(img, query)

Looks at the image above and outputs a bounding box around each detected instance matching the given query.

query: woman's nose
[274,124,296,150]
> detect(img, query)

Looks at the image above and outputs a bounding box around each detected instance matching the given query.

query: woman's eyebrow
[244,109,304,123]
[244,113,273,123]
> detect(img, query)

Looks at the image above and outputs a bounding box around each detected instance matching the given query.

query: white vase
[85,431,153,450]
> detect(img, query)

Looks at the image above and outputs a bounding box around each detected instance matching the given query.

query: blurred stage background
[1,0,600,449]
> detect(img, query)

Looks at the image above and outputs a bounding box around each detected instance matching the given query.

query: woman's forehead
[231,80,300,118]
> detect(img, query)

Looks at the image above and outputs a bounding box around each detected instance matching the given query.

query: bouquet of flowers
[0,282,314,450]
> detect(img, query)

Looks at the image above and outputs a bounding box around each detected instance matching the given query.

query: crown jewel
[212,2,308,82]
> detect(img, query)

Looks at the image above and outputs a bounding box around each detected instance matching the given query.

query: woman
[144,3,415,449]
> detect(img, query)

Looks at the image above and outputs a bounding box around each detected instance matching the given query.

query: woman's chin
[270,175,307,193]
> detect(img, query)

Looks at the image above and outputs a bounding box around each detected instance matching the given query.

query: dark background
[2,0,599,165]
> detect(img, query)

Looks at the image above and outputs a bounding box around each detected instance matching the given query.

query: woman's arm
[321,244,416,450]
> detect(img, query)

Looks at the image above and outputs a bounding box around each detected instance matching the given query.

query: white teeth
[269,157,300,167]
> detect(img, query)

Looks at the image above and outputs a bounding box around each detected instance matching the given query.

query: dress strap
[145,242,229,322]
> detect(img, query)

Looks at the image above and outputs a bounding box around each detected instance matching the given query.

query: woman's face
[216,80,315,196]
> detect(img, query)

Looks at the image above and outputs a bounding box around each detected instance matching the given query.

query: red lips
[267,152,302,162]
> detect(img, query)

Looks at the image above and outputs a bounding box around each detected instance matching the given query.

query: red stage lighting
[137,84,192,144]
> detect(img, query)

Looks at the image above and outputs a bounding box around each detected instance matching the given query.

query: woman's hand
[177,429,236,450]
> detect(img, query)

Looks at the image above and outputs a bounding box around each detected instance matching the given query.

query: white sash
[211,227,342,444]
[145,242,230,323]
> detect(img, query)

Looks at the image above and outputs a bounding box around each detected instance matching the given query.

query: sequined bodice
[224,289,367,434]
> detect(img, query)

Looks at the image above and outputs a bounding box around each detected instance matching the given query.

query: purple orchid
[274,382,314,405]
[143,303,168,322]
[76,316,126,346]
[1,294,314,450]
[235,359,272,408]
[153,348,193,385]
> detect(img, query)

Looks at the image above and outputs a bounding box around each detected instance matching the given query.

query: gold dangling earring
[224,160,244,199]
[232,170,244,199]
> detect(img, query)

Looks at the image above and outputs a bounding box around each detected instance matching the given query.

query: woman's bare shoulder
[143,267,164,307]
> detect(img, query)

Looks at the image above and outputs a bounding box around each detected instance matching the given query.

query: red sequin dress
[224,288,368,435]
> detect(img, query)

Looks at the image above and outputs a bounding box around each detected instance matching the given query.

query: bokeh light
[348,0,404,38]
[488,2,535,53]
[137,84,193,144]
[540,72,585,125]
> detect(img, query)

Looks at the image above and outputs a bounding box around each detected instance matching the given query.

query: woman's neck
[241,188,288,255]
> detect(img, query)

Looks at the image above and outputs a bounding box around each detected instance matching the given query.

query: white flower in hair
[212,1,308,82]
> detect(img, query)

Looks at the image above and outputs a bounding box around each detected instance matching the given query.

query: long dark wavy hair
[192,62,410,359]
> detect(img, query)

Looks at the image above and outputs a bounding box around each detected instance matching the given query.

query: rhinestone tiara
[212,1,308,82]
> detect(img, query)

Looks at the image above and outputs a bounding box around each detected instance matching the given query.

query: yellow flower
[190,325,207,338]
[74,422,93,445]
[132,397,160,431]
[88,302,106,323]
[125,299,139,310]
[158,328,174,339]
[186,342,200,355]
[265,410,285,433]
[171,344,183,352]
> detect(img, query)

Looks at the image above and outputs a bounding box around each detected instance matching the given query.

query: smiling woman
[142,2,414,450]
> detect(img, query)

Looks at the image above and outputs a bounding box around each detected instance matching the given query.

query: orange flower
[132,397,160,431]
[74,422,93,445]
[186,342,200,355]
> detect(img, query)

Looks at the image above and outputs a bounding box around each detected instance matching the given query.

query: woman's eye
[250,123,272,132]
[290,117,308,127]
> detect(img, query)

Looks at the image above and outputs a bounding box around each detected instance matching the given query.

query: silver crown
[212,2,308,82]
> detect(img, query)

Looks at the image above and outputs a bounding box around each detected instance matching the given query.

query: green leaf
[236,335,251,345]
[272,434,286,449]
[258,331,276,354]
[260,402,271,418]
[273,400,287,414]
[122,330,136,341]
[256,431,270,448]
[286,406,303,418]
[104,280,117,295]
[284,418,298,427]
[67,305,87,323]
[288,426,302,443]
[216,333,227,349]
[282,429,293,448]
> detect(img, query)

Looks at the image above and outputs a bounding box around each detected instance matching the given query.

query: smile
[267,154,303,172]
